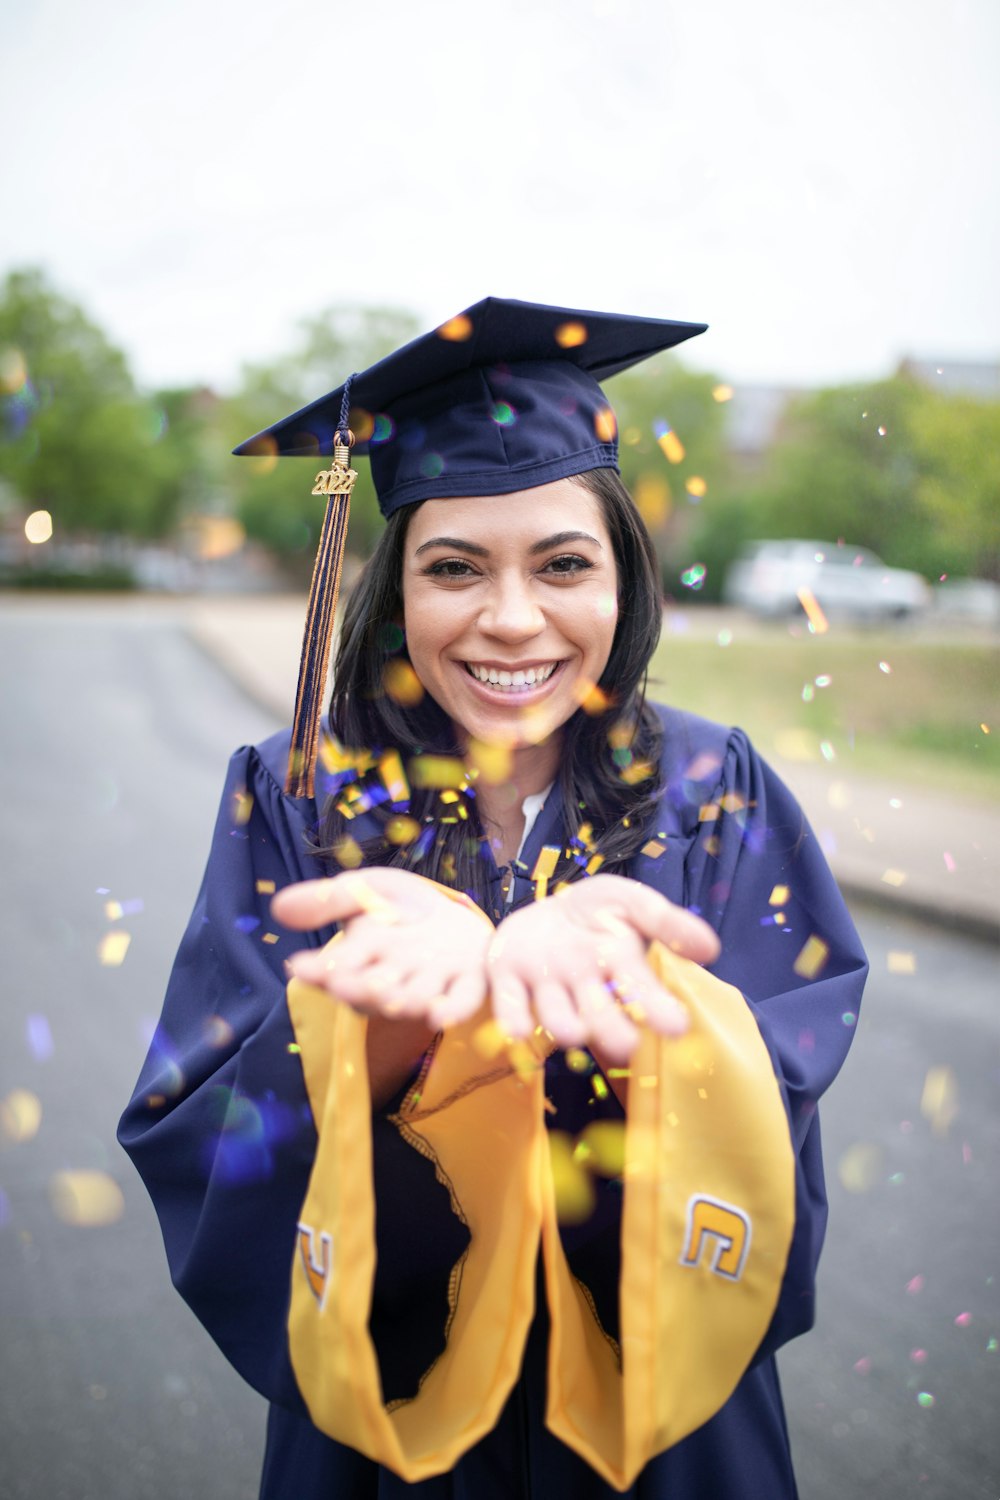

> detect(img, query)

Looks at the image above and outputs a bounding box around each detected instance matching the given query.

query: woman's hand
[272,868,492,1030]
[487,875,721,1064]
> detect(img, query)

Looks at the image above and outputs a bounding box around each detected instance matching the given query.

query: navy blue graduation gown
[119,705,867,1498]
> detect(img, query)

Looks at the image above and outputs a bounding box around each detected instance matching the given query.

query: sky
[2,0,998,396]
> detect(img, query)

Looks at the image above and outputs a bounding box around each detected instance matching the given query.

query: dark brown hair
[316,469,664,903]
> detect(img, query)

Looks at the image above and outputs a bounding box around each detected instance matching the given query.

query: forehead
[404,479,609,550]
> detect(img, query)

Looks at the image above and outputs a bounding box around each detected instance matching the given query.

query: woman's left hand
[487,874,721,1064]
[273,869,492,1030]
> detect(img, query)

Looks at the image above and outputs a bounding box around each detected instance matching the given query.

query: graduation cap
[235,296,707,797]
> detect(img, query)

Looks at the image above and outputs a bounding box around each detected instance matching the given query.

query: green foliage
[224,306,422,564]
[909,395,1000,580]
[0,268,186,538]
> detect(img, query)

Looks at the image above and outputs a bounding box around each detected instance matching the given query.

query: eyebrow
[414,530,603,558]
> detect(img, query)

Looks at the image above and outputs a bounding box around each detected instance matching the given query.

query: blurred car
[723,539,931,620]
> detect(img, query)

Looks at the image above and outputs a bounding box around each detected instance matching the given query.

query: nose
[478,573,546,643]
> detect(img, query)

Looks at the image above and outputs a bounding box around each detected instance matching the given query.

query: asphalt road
[0,602,996,1500]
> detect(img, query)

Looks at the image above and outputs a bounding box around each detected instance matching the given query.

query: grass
[647,626,999,802]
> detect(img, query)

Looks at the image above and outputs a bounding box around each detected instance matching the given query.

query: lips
[464,662,559,690]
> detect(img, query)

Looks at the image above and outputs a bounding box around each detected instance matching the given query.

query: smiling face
[401,479,619,757]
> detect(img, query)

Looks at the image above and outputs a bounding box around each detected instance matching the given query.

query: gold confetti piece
[586,854,605,875]
[699,803,720,822]
[232,790,254,826]
[620,759,654,785]
[641,839,667,858]
[318,738,375,775]
[548,1131,597,1224]
[656,428,685,464]
[565,1048,591,1074]
[921,1066,958,1135]
[104,900,123,921]
[439,789,460,804]
[641,1076,660,1091]
[702,835,720,857]
[0,1088,42,1143]
[980,723,990,735]
[379,749,410,804]
[408,755,466,789]
[796,586,829,634]
[592,1075,609,1101]
[579,1120,626,1176]
[49,1170,124,1227]
[575,822,594,850]
[697,1087,708,1100]
[793,935,829,980]
[467,737,513,785]
[471,1019,509,1060]
[534,878,549,901]
[333,837,363,870]
[838,1142,883,1193]
[555,320,588,348]
[774,912,786,925]
[98,932,131,967]
[383,659,424,707]
[719,792,746,814]
[887,950,917,974]
[685,476,707,498]
[769,884,789,906]
[262,932,279,945]
[203,1015,235,1048]
[255,879,276,895]
[385,815,420,846]
[574,678,611,715]
[881,868,908,888]
[532,846,561,882]
[594,406,617,443]
[712,384,733,403]
[437,314,473,342]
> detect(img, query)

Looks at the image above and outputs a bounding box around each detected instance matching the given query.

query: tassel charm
[286,426,358,798]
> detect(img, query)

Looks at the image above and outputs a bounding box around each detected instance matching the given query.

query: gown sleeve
[682,725,869,1357]
[117,737,469,1410]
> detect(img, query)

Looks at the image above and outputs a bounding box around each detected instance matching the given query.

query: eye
[424,557,479,579]
[541,553,593,576]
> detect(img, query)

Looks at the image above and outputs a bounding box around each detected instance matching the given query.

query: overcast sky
[2,0,998,395]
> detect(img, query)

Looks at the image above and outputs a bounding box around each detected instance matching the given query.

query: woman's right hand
[272,868,493,1031]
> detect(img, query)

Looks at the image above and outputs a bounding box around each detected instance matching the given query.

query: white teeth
[466,662,557,691]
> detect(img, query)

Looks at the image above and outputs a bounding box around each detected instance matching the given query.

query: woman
[120,298,867,1498]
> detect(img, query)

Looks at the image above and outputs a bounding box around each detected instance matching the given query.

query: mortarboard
[234,296,707,796]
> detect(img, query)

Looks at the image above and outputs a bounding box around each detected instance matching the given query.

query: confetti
[383,660,424,707]
[712,384,733,402]
[333,837,363,870]
[887,951,917,974]
[910,1348,928,1363]
[232,790,253,826]
[408,755,466,790]
[685,476,707,498]
[579,1121,626,1176]
[907,1275,925,1294]
[49,1170,124,1227]
[820,741,836,762]
[592,1075,609,1101]
[793,935,829,980]
[921,1066,958,1135]
[574,678,612,714]
[853,1357,872,1375]
[881,869,908,887]
[680,563,706,591]
[548,1131,596,1224]
[554,320,587,348]
[261,933,279,945]
[796,587,829,634]
[379,749,410,803]
[467,738,513,784]
[594,407,617,443]
[98,932,131,967]
[437,314,473,341]
[954,1312,972,1327]
[641,839,667,858]
[565,1048,593,1075]
[385,815,420,846]
[0,1089,42,1143]
[916,1392,934,1409]
[942,851,956,873]
[769,885,790,906]
[203,1016,235,1049]
[26,1014,53,1062]
[878,660,891,674]
[653,419,685,463]
[255,879,276,895]
[838,1142,882,1193]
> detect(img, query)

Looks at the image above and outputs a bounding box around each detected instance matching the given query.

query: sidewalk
[188,596,1000,942]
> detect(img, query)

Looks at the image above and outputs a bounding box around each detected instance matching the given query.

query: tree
[0,268,182,537]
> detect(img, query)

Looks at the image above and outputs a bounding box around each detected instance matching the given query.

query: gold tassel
[286,430,358,797]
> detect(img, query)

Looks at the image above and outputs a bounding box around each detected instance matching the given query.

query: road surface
[0,601,996,1499]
